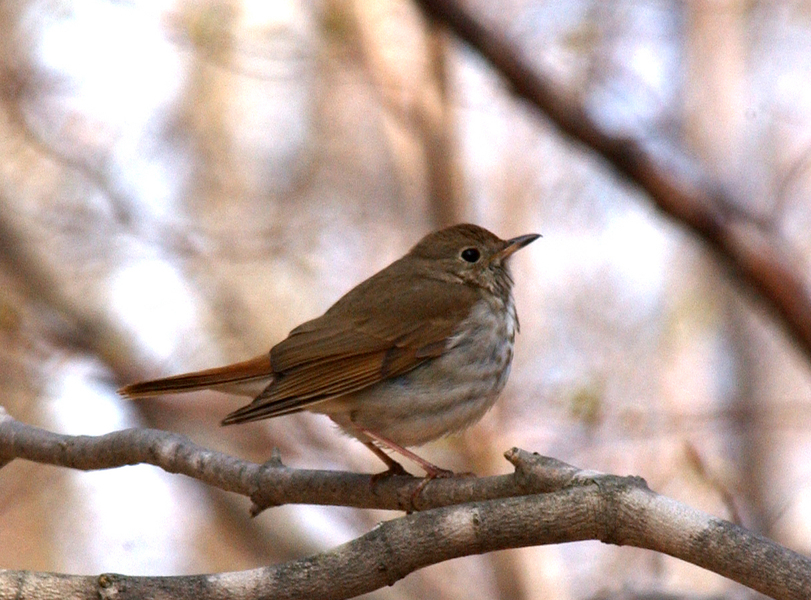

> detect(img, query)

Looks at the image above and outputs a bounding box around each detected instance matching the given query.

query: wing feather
[223,263,480,424]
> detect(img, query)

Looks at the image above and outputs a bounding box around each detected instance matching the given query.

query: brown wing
[221,262,479,424]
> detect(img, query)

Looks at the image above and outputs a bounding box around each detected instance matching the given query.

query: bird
[119,223,540,477]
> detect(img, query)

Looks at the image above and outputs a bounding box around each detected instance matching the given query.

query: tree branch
[2,408,811,599]
[414,0,811,363]
[0,407,570,515]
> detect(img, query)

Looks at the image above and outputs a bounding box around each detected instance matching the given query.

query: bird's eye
[460,247,481,263]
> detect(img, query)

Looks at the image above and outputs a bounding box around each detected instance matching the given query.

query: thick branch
[2,409,811,599]
[414,0,811,362]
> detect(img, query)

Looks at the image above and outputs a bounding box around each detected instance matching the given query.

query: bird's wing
[221,270,478,424]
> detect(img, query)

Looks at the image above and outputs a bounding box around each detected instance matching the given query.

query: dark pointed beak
[493,233,541,261]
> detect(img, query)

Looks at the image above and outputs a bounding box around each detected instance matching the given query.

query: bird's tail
[118,354,273,399]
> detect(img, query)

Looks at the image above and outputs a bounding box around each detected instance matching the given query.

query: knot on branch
[249,448,287,516]
[505,447,587,493]
[97,573,123,599]
[587,473,650,547]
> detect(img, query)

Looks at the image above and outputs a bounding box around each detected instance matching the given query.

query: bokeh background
[2,1,811,598]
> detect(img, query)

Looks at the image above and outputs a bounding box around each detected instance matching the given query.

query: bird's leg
[358,427,454,479]
[362,441,410,480]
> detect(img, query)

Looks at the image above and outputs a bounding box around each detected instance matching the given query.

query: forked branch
[0,408,809,600]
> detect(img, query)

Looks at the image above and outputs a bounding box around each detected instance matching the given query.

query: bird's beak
[492,233,541,262]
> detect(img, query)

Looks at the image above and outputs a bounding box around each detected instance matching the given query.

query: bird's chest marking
[447,295,516,373]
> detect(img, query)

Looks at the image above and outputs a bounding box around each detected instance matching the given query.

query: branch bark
[413,0,811,363]
[1,408,810,600]
[0,408,562,515]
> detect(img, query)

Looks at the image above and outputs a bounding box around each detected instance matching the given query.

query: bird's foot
[370,461,411,484]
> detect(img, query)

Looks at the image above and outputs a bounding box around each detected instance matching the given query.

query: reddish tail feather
[118,354,273,398]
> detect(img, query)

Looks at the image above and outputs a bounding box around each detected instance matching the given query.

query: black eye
[461,247,481,263]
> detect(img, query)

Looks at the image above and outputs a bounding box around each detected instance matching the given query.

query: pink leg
[361,441,409,477]
[357,427,454,478]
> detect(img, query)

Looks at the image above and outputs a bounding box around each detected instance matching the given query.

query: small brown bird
[120,224,539,477]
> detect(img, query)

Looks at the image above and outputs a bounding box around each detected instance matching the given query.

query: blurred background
[2,1,811,598]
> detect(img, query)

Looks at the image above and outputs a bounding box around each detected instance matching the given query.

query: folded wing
[222,266,478,424]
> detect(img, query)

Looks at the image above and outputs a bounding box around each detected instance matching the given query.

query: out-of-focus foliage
[2,1,811,598]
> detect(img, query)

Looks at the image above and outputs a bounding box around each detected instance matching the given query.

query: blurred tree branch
[1,408,810,600]
[414,0,811,363]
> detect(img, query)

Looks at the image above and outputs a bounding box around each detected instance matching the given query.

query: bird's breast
[443,293,517,381]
